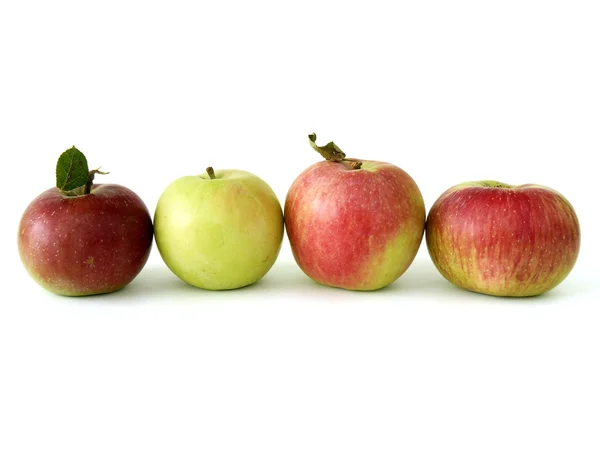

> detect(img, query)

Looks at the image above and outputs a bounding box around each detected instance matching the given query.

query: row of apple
[18,135,580,297]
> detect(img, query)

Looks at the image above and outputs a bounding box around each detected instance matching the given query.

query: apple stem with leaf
[84,168,109,194]
[206,167,217,179]
[56,146,109,196]
[308,133,362,170]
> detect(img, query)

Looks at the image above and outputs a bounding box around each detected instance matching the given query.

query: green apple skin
[154,170,284,290]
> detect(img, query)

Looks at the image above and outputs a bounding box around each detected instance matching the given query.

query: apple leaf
[308,133,346,161]
[56,146,90,192]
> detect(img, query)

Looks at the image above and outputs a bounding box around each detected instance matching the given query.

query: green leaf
[56,146,89,192]
[308,133,346,161]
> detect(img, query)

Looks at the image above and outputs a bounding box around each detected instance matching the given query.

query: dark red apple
[426,180,580,297]
[284,134,426,290]
[18,147,153,296]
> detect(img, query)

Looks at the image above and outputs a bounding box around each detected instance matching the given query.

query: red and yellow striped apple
[284,135,426,291]
[426,181,580,297]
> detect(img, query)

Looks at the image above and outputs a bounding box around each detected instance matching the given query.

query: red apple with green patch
[426,181,580,297]
[284,134,426,291]
[18,147,153,296]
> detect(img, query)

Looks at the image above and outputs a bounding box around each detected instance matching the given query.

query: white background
[1,1,599,449]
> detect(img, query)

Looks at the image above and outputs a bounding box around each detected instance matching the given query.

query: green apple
[154,168,284,290]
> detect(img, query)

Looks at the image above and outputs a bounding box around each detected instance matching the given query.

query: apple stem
[206,167,216,179]
[346,158,363,170]
[84,168,109,195]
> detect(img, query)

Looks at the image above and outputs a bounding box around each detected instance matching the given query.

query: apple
[154,167,284,290]
[18,147,153,296]
[284,134,426,291]
[426,180,580,297]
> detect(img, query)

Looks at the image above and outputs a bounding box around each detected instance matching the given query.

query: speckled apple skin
[18,184,153,296]
[426,181,580,297]
[285,160,426,291]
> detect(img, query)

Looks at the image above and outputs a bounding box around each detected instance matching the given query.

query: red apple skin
[285,160,426,291]
[426,181,580,297]
[18,184,153,296]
